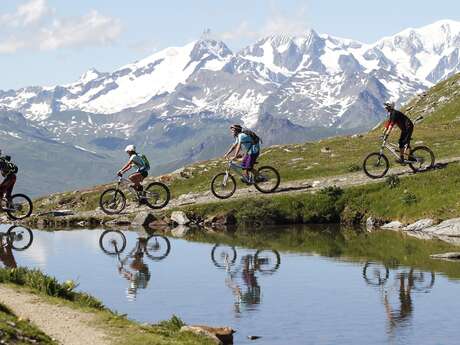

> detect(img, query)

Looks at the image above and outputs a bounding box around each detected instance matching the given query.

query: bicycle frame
[380,139,402,159]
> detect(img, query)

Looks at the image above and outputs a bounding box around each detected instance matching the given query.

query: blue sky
[1,0,459,89]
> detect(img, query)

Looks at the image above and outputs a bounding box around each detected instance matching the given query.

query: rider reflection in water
[118,237,151,301]
[0,241,17,268]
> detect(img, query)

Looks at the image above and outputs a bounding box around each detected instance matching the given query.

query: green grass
[176,161,460,225]
[0,303,57,344]
[0,267,216,345]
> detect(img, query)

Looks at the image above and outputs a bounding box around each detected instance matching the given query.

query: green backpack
[140,154,150,171]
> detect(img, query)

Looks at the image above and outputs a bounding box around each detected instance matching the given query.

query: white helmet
[124,144,136,153]
[384,101,395,110]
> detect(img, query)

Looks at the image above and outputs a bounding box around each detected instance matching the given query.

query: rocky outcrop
[422,218,460,236]
[403,218,435,231]
[170,211,190,225]
[132,212,157,227]
[180,325,235,345]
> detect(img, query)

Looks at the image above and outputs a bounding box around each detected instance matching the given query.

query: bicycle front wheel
[99,188,126,214]
[145,235,171,261]
[211,173,236,199]
[408,146,435,172]
[211,244,237,268]
[254,166,280,193]
[99,230,126,255]
[6,226,33,250]
[144,182,170,209]
[363,153,389,178]
[6,194,33,220]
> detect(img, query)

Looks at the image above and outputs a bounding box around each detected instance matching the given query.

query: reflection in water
[363,262,435,337]
[211,244,281,315]
[0,226,34,268]
[99,229,171,300]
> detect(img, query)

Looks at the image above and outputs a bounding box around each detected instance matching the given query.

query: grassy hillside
[31,73,460,221]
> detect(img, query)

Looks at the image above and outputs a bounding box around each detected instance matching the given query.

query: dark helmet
[230,124,242,132]
[384,101,395,111]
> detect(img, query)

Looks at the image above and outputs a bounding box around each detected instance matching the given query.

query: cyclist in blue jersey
[224,124,260,184]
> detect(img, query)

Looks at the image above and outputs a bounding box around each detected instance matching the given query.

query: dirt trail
[0,285,111,345]
[161,155,460,209]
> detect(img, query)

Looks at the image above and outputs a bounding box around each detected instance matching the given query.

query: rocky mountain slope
[2,20,460,196]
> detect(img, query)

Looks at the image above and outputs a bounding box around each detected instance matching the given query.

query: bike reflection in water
[211,244,281,315]
[363,262,435,334]
[99,229,171,301]
[0,225,34,268]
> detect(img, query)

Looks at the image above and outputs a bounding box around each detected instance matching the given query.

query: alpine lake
[1,223,459,345]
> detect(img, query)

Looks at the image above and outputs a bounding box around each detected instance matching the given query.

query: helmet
[124,144,136,153]
[384,101,395,110]
[230,124,242,132]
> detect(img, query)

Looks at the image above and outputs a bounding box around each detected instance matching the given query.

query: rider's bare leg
[128,173,144,191]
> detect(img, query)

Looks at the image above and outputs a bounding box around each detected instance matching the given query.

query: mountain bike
[99,176,170,214]
[210,160,280,199]
[1,194,33,220]
[363,136,435,178]
[99,229,171,261]
[1,225,33,251]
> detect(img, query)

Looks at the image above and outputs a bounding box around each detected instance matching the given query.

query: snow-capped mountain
[2,19,460,195]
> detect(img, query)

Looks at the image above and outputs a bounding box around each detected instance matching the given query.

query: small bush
[386,175,400,189]
[401,191,418,205]
[319,186,344,200]
[348,164,361,172]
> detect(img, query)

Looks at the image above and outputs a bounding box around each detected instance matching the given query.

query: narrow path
[0,285,111,345]
[163,155,460,208]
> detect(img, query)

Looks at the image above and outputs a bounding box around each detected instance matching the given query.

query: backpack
[242,129,262,145]
[139,154,150,171]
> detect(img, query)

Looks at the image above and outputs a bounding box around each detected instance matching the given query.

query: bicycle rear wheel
[6,226,33,250]
[144,182,170,209]
[145,235,171,261]
[6,194,33,220]
[211,244,237,268]
[363,152,389,178]
[211,172,236,199]
[254,166,280,193]
[99,188,126,214]
[408,146,435,172]
[254,250,281,274]
[99,230,126,255]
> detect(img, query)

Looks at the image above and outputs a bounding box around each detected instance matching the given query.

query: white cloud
[0,3,122,54]
[0,0,49,27]
[218,5,310,43]
[39,10,122,50]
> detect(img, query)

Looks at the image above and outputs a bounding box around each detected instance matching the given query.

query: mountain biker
[224,124,260,184]
[117,145,149,194]
[382,102,414,164]
[0,154,18,208]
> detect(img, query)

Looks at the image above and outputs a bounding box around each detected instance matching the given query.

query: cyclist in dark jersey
[382,102,414,164]
[0,155,17,208]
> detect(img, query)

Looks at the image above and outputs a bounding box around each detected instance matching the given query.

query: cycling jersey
[235,133,260,155]
[129,154,148,173]
[386,110,413,131]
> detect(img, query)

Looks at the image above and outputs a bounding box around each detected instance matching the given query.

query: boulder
[366,217,375,231]
[381,221,404,230]
[171,225,190,237]
[421,218,460,236]
[210,211,237,226]
[180,325,235,345]
[171,211,190,225]
[321,147,332,153]
[403,219,435,232]
[132,212,156,226]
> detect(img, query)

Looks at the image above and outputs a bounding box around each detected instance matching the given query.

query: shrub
[401,191,418,205]
[348,164,361,172]
[386,175,400,189]
[319,186,344,200]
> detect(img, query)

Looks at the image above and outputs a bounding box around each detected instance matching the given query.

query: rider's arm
[118,161,132,175]
[224,142,237,159]
[231,142,241,160]
[383,121,393,137]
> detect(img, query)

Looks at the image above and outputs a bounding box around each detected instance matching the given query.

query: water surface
[0,224,459,345]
